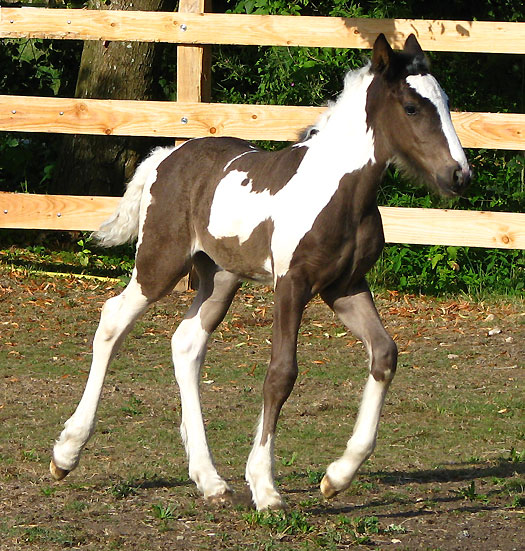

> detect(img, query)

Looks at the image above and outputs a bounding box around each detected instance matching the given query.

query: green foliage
[453,481,489,503]
[151,502,177,520]
[110,479,139,499]
[22,525,83,546]
[306,468,324,484]
[281,451,298,466]
[243,510,313,534]
[0,38,81,193]
[0,235,136,280]
[76,239,91,267]
[508,448,525,463]
[213,45,362,108]
[349,515,380,543]
[316,514,395,547]
[122,395,144,417]
[1,0,524,296]
[370,244,524,296]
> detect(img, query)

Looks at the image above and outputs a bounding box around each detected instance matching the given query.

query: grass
[0,271,523,550]
[152,502,177,521]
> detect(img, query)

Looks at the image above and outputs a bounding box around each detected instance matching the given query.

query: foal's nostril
[452,166,471,191]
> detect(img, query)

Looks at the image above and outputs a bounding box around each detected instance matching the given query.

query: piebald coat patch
[208,68,376,281]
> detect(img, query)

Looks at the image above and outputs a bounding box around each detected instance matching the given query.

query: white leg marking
[245,411,284,510]
[324,374,389,493]
[52,279,148,472]
[173,316,230,499]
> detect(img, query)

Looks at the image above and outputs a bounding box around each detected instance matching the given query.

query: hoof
[265,500,287,511]
[49,459,70,481]
[206,489,234,507]
[256,495,287,511]
[320,474,339,499]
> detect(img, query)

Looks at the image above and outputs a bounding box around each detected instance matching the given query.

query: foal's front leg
[319,280,397,498]
[245,274,311,510]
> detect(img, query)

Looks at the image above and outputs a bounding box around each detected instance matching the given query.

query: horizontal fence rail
[0,96,524,149]
[2,8,525,53]
[0,7,523,251]
[1,193,523,249]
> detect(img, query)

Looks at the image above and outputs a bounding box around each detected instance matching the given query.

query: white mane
[302,63,373,139]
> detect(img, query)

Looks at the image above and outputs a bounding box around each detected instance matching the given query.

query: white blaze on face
[406,74,469,171]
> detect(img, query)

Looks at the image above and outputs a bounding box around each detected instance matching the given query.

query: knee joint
[370,338,397,382]
[264,360,298,402]
[98,296,122,341]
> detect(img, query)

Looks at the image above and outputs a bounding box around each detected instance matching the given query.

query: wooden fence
[0,5,524,250]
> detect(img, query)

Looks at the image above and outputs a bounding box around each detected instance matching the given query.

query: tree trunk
[52,0,176,196]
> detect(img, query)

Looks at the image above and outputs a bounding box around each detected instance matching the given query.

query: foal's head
[367,34,471,196]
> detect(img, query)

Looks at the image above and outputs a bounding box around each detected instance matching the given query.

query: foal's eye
[404,104,417,116]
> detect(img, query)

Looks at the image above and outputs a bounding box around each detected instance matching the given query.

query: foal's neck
[311,68,379,176]
[302,68,385,210]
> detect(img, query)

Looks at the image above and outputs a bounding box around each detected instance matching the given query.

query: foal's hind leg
[319,279,397,498]
[172,255,241,501]
[50,274,151,479]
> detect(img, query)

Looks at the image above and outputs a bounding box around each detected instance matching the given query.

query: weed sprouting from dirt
[110,479,140,499]
[306,468,324,484]
[508,447,524,463]
[152,502,177,521]
[453,481,489,503]
[121,395,144,417]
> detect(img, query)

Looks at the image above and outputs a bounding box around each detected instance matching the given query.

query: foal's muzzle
[438,164,471,196]
[452,165,471,193]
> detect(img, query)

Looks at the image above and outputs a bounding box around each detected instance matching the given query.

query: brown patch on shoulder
[227,144,309,195]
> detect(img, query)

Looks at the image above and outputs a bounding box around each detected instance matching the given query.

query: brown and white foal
[50,34,470,510]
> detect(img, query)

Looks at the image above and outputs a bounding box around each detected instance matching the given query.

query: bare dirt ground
[1,270,523,550]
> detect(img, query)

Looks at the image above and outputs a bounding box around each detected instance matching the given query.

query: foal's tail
[92,146,174,247]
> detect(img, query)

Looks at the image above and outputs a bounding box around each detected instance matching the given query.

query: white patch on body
[208,67,376,281]
[406,74,469,171]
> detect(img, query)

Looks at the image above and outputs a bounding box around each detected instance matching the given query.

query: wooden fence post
[175,0,211,289]
[176,0,212,140]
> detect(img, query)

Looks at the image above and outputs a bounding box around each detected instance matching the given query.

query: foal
[50,34,470,510]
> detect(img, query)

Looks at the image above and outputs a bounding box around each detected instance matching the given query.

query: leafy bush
[0,0,523,296]
[0,38,81,193]
[370,245,524,296]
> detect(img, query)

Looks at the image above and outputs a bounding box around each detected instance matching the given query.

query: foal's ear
[403,33,429,72]
[371,33,394,73]
[403,34,424,57]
